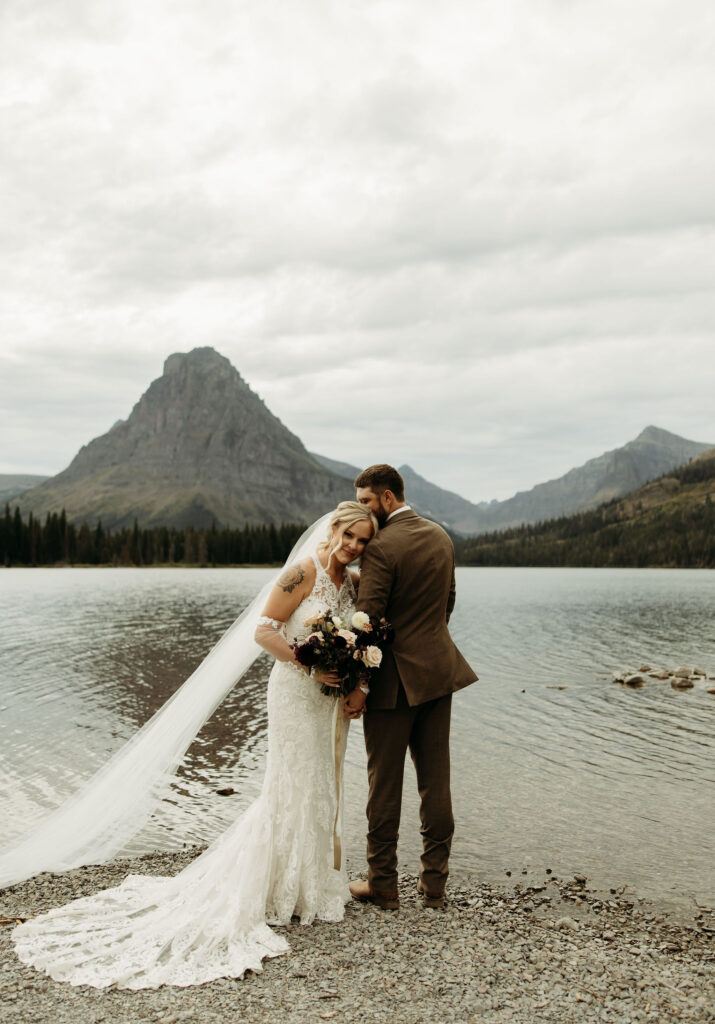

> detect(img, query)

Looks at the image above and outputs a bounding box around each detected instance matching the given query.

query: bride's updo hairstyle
[319,500,379,562]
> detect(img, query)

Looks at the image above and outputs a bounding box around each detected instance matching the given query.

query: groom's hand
[343,688,367,719]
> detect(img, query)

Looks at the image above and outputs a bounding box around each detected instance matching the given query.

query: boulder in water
[670,677,694,690]
[625,675,646,687]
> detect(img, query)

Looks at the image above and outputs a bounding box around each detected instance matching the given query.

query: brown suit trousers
[357,510,477,893]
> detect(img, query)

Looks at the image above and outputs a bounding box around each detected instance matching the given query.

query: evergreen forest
[454,453,715,568]
[0,508,308,567]
[3,451,713,569]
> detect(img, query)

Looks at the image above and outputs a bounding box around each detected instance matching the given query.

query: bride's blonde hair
[319,501,379,562]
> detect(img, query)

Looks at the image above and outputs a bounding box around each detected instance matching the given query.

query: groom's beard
[375,505,389,527]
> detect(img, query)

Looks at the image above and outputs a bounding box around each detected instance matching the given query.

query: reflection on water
[1,567,713,907]
[0,569,273,850]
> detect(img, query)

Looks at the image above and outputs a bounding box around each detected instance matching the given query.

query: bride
[9,500,378,989]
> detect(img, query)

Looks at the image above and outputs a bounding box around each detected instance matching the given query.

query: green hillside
[455,449,715,568]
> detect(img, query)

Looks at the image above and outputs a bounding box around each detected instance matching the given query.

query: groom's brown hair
[354,464,405,501]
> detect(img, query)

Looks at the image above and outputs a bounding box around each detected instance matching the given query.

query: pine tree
[93,521,104,565]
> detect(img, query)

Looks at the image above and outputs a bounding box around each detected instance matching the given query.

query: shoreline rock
[1,848,713,1024]
[671,676,695,690]
[612,664,714,694]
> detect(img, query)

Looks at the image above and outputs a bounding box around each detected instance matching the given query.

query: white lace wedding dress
[12,556,356,989]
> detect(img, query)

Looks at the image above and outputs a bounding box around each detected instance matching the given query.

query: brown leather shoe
[417,880,445,908]
[349,878,399,910]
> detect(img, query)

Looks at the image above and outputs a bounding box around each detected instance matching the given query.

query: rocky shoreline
[611,663,715,693]
[1,848,713,1024]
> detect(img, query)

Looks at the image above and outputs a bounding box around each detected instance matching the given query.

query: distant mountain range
[467,425,714,533]
[8,347,713,534]
[455,446,715,567]
[313,427,713,534]
[0,475,49,505]
[310,456,491,533]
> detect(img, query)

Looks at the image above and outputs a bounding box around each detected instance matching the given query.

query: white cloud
[1,0,714,499]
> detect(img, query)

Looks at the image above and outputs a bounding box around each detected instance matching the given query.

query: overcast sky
[1,0,714,502]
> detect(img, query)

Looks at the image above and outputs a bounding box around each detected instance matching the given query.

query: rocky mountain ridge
[11,347,713,534]
[455,446,715,567]
[314,429,713,534]
[14,348,351,530]
[473,425,714,533]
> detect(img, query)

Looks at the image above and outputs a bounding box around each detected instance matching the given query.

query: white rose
[332,615,344,629]
[351,611,371,631]
[336,629,357,646]
[363,645,382,668]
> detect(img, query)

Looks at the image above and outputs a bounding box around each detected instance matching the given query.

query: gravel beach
[1,847,713,1024]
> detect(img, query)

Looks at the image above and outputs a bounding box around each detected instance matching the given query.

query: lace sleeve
[254,618,300,665]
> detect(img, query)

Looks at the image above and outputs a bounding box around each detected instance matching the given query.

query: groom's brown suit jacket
[357,509,477,709]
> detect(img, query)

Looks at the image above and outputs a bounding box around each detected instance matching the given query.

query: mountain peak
[16,348,350,529]
[163,346,237,380]
[396,463,484,532]
[634,425,678,444]
[471,424,714,533]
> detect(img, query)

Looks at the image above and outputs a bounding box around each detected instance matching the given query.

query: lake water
[1,567,713,910]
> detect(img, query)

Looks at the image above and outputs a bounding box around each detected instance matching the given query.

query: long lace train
[12,556,355,989]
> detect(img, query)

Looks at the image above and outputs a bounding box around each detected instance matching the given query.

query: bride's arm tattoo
[278,565,305,594]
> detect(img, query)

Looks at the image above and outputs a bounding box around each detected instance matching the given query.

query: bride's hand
[312,668,342,688]
[343,688,367,719]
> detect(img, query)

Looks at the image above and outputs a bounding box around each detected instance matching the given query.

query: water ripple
[1,566,713,906]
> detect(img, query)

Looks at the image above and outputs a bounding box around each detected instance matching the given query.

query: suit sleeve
[356,542,393,619]
[446,556,456,623]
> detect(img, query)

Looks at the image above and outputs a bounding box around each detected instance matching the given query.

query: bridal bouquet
[291,610,394,698]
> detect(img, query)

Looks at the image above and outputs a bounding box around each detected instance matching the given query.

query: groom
[346,464,477,909]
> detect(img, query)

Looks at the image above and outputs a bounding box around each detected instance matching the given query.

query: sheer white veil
[0,513,333,890]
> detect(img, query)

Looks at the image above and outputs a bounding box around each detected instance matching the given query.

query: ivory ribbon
[331,698,346,870]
